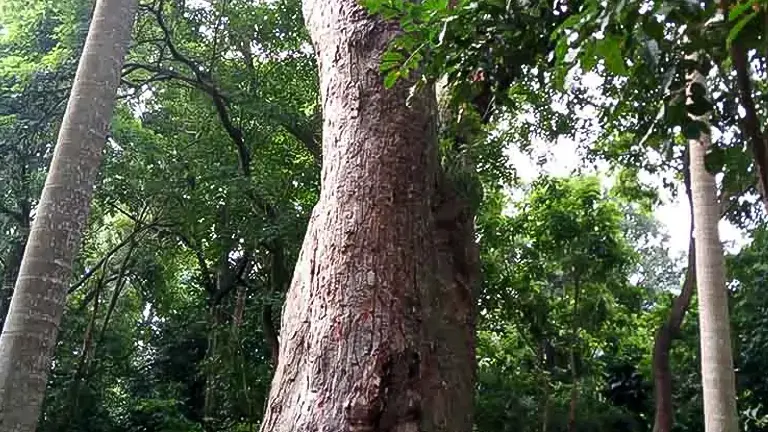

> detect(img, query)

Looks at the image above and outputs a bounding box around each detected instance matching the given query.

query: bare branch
[68,226,151,295]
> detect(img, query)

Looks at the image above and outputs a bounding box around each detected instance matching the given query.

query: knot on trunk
[344,349,422,432]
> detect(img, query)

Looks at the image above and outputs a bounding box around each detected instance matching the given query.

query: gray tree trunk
[258,0,477,430]
[685,52,739,432]
[0,0,138,430]
[0,236,28,330]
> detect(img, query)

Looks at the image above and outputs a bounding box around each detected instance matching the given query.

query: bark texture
[0,0,138,429]
[685,53,738,432]
[258,1,476,431]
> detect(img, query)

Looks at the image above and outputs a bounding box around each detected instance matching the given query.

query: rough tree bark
[258,0,477,431]
[0,0,138,430]
[685,52,738,432]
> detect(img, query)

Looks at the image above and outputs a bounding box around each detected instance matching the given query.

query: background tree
[2,0,768,431]
[0,0,138,429]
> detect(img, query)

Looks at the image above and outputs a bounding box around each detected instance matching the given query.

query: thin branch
[211,251,252,305]
[68,225,151,294]
[721,0,768,210]
[178,233,215,293]
[123,62,210,90]
[731,45,768,209]
[74,274,120,312]
[98,240,139,343]
[279,111,322,165]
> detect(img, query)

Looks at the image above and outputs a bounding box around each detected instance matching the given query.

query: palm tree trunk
[0,0,138,430]
[685,52,738,432]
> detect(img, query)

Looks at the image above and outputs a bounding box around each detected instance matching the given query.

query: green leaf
[727,10,757,48]
[361,0,384,13]
[380,50,404,72]
[729,0,757,21]
[596,35,627,76]
[554,37,568,63]
[383,70,400,88]
[580,41,598,71]
[704,143,727,175]
[560,13,584,31]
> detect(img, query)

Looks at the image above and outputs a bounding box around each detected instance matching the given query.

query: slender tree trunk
[539,340,551,432]
[61,265,108,429]
[0,237,27,329]
[258,1,476,430]
[685,52,738,432]
[652,158,696,432]
[567,357,579,432]
[204,305,224,428]
[234,284,247,328]
[264,243,289,367]
[567,276,581,432]
[651,250,695,432]
[0,0,138,429]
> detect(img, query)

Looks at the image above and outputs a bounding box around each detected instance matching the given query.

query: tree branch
[172,230,215,294]
[140,0,253,175]
[211,251,252,306]
[68,226,151,295]
[722,0,768,210]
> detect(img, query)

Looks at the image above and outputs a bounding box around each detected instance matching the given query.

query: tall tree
[652,152,695,432]
[258,0,477,430]
[0,0,138,430]
[685,52,738,432]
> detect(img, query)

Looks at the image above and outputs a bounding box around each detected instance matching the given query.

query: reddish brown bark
[258,1,476,430]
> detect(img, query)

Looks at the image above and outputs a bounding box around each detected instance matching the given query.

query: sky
[169,0,752,258]
[506,136,749,258]
[498,63,755,260]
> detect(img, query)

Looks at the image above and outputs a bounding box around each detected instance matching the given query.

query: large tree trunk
[0,0,138,430]
[258,1,476,431]
[685,52,738,432]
